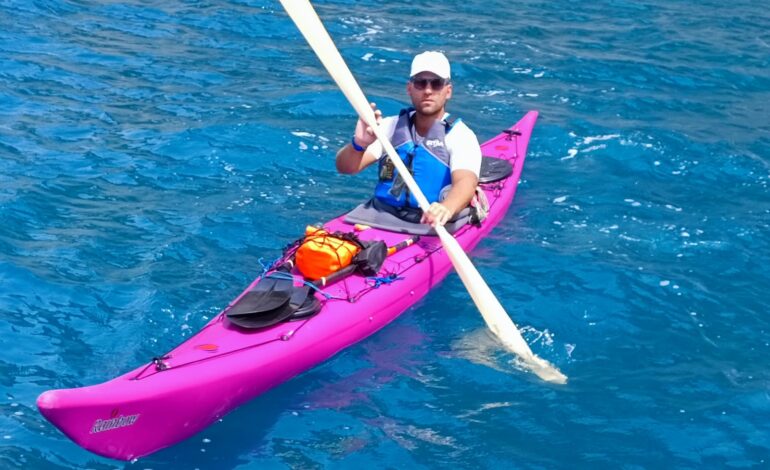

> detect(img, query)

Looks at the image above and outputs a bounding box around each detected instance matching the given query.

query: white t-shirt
[364,113,482,177]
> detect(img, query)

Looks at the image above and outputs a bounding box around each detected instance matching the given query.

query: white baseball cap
[410,51,451,79]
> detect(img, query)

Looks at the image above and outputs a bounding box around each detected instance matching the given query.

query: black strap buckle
[502,129,522,141]
[152,355,170,371]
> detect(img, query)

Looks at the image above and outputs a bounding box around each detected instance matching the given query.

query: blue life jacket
[374,108,457,208]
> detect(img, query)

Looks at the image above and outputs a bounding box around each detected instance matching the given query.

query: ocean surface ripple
[1,0,768,468]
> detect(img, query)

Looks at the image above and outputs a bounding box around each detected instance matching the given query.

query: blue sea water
[1,0,769,467]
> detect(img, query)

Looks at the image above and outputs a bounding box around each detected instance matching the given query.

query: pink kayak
[37,111,538,460]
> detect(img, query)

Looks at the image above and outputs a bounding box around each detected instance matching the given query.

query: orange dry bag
[295,226,361,280]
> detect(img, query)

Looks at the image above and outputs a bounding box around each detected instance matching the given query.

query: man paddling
[336,51,482,227]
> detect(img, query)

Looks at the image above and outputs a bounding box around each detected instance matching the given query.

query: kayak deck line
[132,243,434,378]
[37,112,541,461]
[135,230,457,374]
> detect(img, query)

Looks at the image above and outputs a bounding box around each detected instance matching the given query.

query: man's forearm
[336,144,366,174]
[441,170,478,217]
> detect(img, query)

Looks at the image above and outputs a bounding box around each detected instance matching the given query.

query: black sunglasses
[410,77,449,91]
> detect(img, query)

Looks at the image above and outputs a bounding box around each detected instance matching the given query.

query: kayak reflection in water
[335,51,482,228]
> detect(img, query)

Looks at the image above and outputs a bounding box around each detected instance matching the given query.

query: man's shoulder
[382,114,399,124]
[380,115,399,134]
[446,118,482,162]
[447,119,478,138]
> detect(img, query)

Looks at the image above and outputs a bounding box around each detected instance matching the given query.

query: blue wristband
[351,136,365,152]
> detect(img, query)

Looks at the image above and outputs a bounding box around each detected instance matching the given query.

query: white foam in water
[479,402,513,411]
[624,199,642,207]
[562,148,578,160]
[582,144,607,153]
[457,401,514,420]
[520,325,556,347]
[583,134,620,145]
[553,195,568,203]
[660,280,671,287]
[291,131,315,138]
[362,52,373,61]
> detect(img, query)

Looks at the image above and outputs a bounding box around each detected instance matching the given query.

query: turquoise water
[2,0,769,468]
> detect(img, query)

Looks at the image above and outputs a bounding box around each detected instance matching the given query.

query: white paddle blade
[436,228,568,384]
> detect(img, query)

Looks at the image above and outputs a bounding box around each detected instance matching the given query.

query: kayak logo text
[90,409,140,434]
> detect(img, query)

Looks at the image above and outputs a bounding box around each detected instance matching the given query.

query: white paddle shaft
[279,0,567,384]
